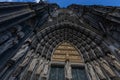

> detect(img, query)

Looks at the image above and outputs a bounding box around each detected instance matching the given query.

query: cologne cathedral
[0,2,120,80]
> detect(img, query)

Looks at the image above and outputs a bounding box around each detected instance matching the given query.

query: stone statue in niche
[64,53,72,80]
[35,57,45,80]
[11,40,31,62]
[19,49,34,67]
[22,54,39,80]
[92,61,107,80]
[0,39,31,78]
[41,60,50,79]
[83,52,90,62]
[9,49,34,80]
[99,58,117,78]
[65,60,72,80]
[94,47,104,57]
[107,54,120,71]
[88,50,96,60]
[28,54,39,72]
[86,63,98,80]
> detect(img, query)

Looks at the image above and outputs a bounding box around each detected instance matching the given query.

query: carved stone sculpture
[36,57,44,75]
[21,50,34,66]
[107,54,120,71]
[0,39,32,79]
[35,57,44,80]
[88,50,96,60]
[65,61,72,80]
[11,43,29,62]
[83,52,90,62]
[23,54,39,80]
[28,54,39,72]
[9,49,34,80]
[41,60,50,80]
[87,63,98,80]
[92,61,106,80]
[99,58,116,78]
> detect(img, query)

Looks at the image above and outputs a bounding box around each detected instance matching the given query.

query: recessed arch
[51,41,84,63]
[37,26,105,61]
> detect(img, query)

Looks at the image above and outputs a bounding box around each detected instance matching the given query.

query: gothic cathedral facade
[0,2,120,80]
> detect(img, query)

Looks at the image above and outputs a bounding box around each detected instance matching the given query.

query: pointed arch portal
[49,42,88,80]
[36,22,97,80]
[35,21,120,80]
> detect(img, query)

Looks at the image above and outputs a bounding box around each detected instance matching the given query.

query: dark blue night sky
[0,0,120,7]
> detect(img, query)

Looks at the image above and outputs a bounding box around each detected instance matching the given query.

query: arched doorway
[36,23,120,80]
[49,41,88,80]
